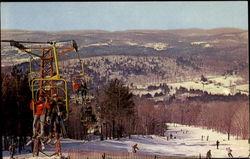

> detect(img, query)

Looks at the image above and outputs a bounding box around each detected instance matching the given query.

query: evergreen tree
[96,79,135,139]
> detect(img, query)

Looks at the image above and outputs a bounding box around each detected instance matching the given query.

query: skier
[216,140,220,149]
[47,93,66,143]
[79,81,88,100]
[8,143,16,159]
[201,135,204,141]
[17,136,23,154]
[206,150,212,159]
[73,81,79,95]
[85,105,92,115]
[226,147,233,158]
[132,143,139,153]
[206,135,209,141]
[30,95,51,138]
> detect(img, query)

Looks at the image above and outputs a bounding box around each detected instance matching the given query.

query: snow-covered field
[131,75,249,99]
[168,75,248,96]
[2,123,249,158]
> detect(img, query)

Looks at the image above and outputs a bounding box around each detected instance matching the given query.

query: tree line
[165,100,249,140]
[1,66,33,150]
[1,66,248,143]
[1,66,33,137]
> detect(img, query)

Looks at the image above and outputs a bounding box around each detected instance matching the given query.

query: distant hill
[1,28,248,81]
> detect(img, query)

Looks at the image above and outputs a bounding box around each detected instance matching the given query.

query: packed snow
[2,123,249,158]
[168,75,248,96]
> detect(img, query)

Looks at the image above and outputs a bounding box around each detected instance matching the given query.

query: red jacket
[73,83,79,91]
[30,100,50,115]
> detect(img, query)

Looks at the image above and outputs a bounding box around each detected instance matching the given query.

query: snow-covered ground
[168,75,248,96]
[2,123,249,158]
[131,75,249,99]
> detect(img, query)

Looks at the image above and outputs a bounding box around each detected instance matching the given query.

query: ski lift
[1,40,78,119]
[72,58,89,82]
[1,39,79,157]
[28,56,40,91]
[81,103,96,123]
[71,56,90,103]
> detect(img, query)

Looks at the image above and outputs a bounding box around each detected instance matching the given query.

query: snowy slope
[2,123,249,158]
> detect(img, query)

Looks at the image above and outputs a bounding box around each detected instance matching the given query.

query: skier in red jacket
[73,81,80,95]
[30,95,50,138]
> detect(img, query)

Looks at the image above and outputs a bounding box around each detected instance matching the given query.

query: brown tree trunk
[105,124,108,140]
[112,120,115,139]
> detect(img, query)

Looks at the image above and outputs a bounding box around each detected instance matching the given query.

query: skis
[25,139,33,146]
[25,137,45,151]
[56,104,67,138]
[60,118,67,138]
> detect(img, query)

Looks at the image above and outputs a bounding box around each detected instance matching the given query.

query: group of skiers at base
[202,137,233,158]
[29,93,65,142]
[206,147,233,159]
[131,143,233,158]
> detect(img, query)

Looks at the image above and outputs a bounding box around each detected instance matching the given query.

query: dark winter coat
[206,150,211,158]
[48,99,65,116]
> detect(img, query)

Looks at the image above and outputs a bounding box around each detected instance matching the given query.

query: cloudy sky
[1,2,248,31]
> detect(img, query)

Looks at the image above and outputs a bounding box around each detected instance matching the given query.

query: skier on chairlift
[30,95,50,139]
[73,81,79,95]
[46,93,66,143]
[79,81,88,100]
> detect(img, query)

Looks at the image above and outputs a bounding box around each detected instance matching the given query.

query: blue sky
[1,2,248,31]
